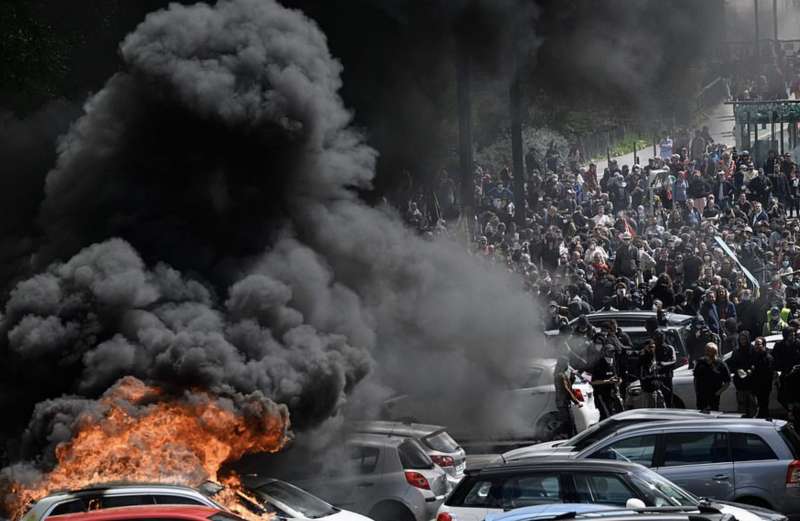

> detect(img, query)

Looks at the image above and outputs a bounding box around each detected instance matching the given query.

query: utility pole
[773,0,779,41]
[509,26,526,227]
[754,0,760,67]
[456,47,473,238]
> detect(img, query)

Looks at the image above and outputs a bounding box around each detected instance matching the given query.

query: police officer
[590,344,623,420]
[693,343,731,411]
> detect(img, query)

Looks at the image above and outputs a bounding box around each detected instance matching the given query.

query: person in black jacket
[728,331,757,417]
[752,336,775,419]
[773,326,800,411]
[693,343,731,411]
[650,273,675,308]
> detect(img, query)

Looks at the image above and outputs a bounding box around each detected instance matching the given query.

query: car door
[583,433,658,467]
[654,431,734,500]
[730,431,785,506]
[504,365,552,439]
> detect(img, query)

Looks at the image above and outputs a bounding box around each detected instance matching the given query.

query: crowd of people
[405,125,800,434]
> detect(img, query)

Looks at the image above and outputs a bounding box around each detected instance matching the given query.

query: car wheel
[369,501,416,521]
[536,412,564,441]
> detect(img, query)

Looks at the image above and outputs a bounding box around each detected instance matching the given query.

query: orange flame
[3,377,290,520]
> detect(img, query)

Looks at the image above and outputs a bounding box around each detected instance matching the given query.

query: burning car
[47,505,243,521]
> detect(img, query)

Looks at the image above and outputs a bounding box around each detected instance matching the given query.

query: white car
[625,334,783,415]
[383,358,600,442]
[251,479,375,521]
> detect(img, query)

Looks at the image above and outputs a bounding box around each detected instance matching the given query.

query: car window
[662,432,729,466]
[423,431,459,453]
[780,424,800,458]
[152,495,205,505]
[449,473,562,508]
[350,445,380,474]
[398,439,434,470]
[49,499,89,516]
[731,433,778,461]
[101,495,155,508]
[572,473,636,506]
[256,480,335,518]
[590,435,657,466]
[629,470,697,507]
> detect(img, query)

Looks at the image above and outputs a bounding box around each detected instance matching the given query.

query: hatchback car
[351,422,466,488]
[437,459,784,521]
[249,433,448,521]
[480,503,771,521]
[502,418,800,515]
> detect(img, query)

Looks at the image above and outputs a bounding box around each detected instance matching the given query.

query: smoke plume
[0,0,548,499]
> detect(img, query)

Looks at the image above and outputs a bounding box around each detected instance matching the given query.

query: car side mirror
[626,498,646,509]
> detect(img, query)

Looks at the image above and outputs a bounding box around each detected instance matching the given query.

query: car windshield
[256,480,337,518]
[423,430,459,453]
[629,470,697,507]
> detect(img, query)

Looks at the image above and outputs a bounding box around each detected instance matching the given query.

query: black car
[439,459,785,521]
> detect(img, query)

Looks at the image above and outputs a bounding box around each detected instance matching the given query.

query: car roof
[47,505,220,521]
[350,420,445,438]
[610,417,786,437]
[610,409,739,420]
[469,457,643,475]
[570,312,692,325]
[36,483,209,502]
[348,431,406,447]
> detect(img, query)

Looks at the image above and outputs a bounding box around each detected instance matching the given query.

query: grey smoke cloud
[1,0,546,485]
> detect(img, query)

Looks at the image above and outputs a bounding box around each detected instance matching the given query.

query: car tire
[536,412,564,441]
[369,501,416,521]
[734,496,773,509]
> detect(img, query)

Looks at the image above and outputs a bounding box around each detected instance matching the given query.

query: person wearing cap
[545,301,570,332]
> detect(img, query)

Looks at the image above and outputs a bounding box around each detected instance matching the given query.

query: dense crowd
[406,129,800,433]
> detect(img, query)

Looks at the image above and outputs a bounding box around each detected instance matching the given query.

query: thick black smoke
[0,0,541,480]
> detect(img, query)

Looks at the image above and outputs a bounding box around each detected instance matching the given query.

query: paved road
[594,102,735,172]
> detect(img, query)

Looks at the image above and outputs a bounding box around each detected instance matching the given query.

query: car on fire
[501,418,800,516]
[22,481,371,521]
[625,334,783,413]
[381,357,601,443]
[350,421,466,489]
[436,458,786,521]
[47,505,243,521]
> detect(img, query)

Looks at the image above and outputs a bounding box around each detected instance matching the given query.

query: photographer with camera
[590,340,624,420]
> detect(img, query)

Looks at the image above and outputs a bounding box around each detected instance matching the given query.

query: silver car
[20,483,225,521]
[265,433,448,521]
[508,417,800,515]
[625,335,783,413]
[351,421,466,488]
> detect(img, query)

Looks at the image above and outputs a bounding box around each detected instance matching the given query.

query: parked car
[481,502,778,521]
[48,506,240,521]
[382,358,601,442]
[500,418,800,515]
[20,484,227,521]
[350,421,466,488]
[564,312,694,330]
[250,479,374,521]
[249,433,448,521]
[625,334,783,413]
[501,409,741,462]
[437,458,785,521]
